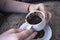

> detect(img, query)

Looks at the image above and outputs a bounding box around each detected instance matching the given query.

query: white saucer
[19,23,52,40]
[40,25,52,40]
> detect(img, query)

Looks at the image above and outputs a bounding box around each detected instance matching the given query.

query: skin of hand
[29,3,52,23]
[0,0,51,18]
[0,0,51,23]
[2,0,51,23]
[0,29,40,40]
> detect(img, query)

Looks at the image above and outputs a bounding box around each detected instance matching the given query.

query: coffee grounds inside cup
[34,30,45,39]
[26,12,42,24]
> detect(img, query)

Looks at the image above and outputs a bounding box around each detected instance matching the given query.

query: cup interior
[26,11,44,25]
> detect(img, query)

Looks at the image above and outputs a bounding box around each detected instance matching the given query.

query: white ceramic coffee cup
[20,10,46,31]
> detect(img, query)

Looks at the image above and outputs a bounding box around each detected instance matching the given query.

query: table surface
[0,1,60,40]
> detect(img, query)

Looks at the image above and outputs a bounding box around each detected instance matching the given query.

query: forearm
[1,0,31,13]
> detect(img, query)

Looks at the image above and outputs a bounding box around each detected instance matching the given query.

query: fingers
[46,11,52,23]
[38,3,52,23]
[38,3,46,13]
[5,29,23,34]
[16,30,33,40]
[25,32,37,40]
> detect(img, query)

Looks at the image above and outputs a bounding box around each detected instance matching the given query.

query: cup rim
[25,10,46,25]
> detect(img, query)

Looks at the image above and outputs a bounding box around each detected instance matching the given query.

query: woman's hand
[0,29,40,40]
[0,0,51,23]
[29,3,52,23]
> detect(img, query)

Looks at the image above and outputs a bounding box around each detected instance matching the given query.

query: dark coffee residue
[34,30,45,39]
[27,13,42,24]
